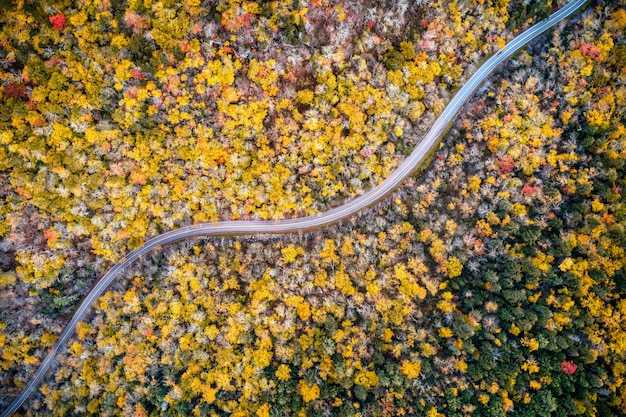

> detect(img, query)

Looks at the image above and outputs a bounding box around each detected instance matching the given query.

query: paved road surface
[0,0,589,414]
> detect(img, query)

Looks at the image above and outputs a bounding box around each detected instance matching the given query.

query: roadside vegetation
[0,0,514,285]
[2,0,623,415]
[0,0,537,406]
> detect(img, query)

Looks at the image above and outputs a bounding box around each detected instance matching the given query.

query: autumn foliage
[0,0,625,416]
[561,361,578,376]
[48,13,66,31]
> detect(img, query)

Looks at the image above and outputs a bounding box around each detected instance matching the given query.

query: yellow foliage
[591,199,605,213]
[437,299,455,313]
[202,386,218,404]
[256,404,271,417]
[299,381,320,402]
[275,364,291,382]
[439,327,453,338]
[281,245,299,263]
[395,264,426,299]
[467,176,481,192]
[248,59,279,96]
[400,359,421,379]
[585,109,611,129]
[253,349,273,368]
[335,267,356,296]
[522,337,540,352]
[445,257,463,278]
[319,240,339,265]
[420,343,437,357]
[475,219,492,237]
[510,203,527,217]
[354,370,379,389]
[76,323,91,341]
[297,302,311,321]
[521,359,540,374]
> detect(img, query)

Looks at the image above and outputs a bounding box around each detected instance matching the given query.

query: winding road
[1,0,589,414]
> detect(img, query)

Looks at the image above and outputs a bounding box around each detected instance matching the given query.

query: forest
[0,0,625,416]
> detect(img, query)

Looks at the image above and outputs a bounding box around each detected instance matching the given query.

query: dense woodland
[1,0,625,415]
[0,0,545,404]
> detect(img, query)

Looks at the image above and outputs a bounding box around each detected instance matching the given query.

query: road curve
[1,0,589,414]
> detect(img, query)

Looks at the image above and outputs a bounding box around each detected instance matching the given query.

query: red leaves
[612,182,622,194]
[123,11,149,33]
[130,70,145,80]
[498,155,515,174]
[522,183,540,196]
[580,42,600,61]
[221,8,253,32]
[45,56,65,69]
[561,360,578,375]
[4,83,27,100]
[361,146,375,158]
[43,229,59,246]
[49,13,67,31]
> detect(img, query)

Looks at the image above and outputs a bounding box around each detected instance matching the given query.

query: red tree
[4,83,27,100]
[561,360,578,375]
[49,13,67,31]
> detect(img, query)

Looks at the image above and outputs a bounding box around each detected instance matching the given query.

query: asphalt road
[1,0,589,414]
